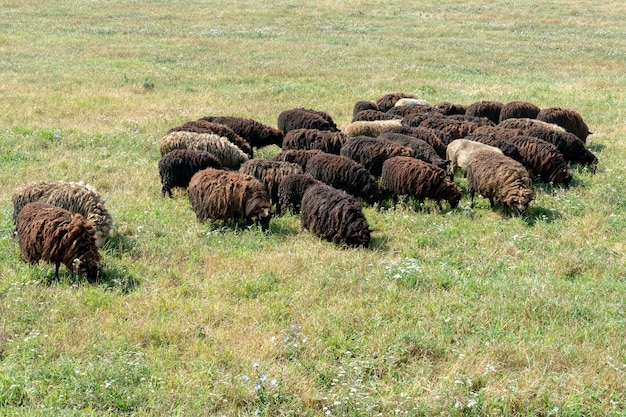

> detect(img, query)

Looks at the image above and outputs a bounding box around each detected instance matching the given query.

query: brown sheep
[498,101,541,122]
[445,139,504,180]
[352,109,401,122]
[305,153,383,204]
[276,173,323,215]
[352,100,379,118]
[281,128,348,154]
[505,135,573,187]
[465,100,504,124]
[380,156,462,211]
[300,183,371,248]
[270,149,325,171]
[523,126,598,169]
[433,101,467,115]
[378,132,450,170]
[418,116,480,144]
[158,149,223,198]
[16,201,102,282]
[159,131,249,170]
[188,168,272,231]
[238,159,303,205]
[536,107,591,142]
[464,131,526,167]
[277,108,339,134]
[375,92,417,112]
[201,115,284,148]
[466,151,533,215]
[167,119,253,158]
[340,136,416,177]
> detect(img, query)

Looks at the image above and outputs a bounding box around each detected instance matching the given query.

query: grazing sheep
[536,107,591,142]
[464,131,526,166]
[238,159,303,204]
[270,149,325,171]
[465,101,504,124]
[305,153,382,204]
[276,173,323,215]
[376,92,417,112]
[498,117,566,133]
[340,136,415,177]
[201,115,284,148]
[387,104,436,120]
[300,183,371,248]
[158,149,223,198]
[506,135,573,187]
[344,119,406,137]
[378,132,450,170]
[167,119,253,158]
[393,98,431,108]
[465,151,533,215]
[406,126,450,158]
[277,108,339,134]
[352,100,379,118]
[188,168,272,231]
[380,156,462,211]
[352,109,401,122]
[12,180,112,248]
[498,101,541,122]
[419,116,479,143]
[282,128,348,154]
[16,201,102,282]
[523,126,598,169]
[433,101,467,115]
[448,114,496,127]
[159,131,249,170]
[445,139,504,180]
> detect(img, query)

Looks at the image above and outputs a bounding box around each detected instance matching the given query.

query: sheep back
[282,128,348,154]
[536,107,590,142]
[201,115,284,148]
[523,126,598,168]
[465,101,504,124]
[446,138,504,179]
[378,132,449,170]
[277,108,339,134]
[498,101,541,122]
[159,131,249,169]
[167,119,253,158]
[238,159,303,204]
[506,135,573,187]
[158,149,223,197]
[344,119,406,138]
[276,173,322,215]
[340,136,415,177]
[375,92,417,112]
[270,149,325,171]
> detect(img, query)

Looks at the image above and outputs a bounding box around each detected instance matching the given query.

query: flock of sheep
[10,92,597,281]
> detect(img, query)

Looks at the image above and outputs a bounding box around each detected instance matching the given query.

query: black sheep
[433,101,467,115]
[201,115,284,148]
[418,116,479,144]
[277,108,339,134]
[300,183,370,248]
[498,101,541,122]
[305,153,382,204]
[281,128,348,154]
[505,135,573,187]
[352,109,401,122]
[276,173,322,215]
[465,100,504,124]
[158,149,223,198]
[340,136,415,177]
[536,107,591,142]
[270,149,325,171]
[238,159,303,205]
[523,126,598,169]
[378,132,450,170]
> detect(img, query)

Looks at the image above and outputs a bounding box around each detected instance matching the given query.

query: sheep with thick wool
[378,132,450,170]
[433,102,467,115]
[16,201,102,282]
[352,109,401,122]
[498,101,541,122]
[498,117,566,133]
[201,115,284,148]
[340,136,416,177]
[167,119,254,158]
[159,131,249,170]
[282,128,348,154]
[300,183,371,248]
[270,149,324,171]
[505,135,573,187]
[188,168,272,231]
[276,173,323,215]
[418,116,479,143]
[375,92,417,112]
[277,108,339,134]
[465,100,504,124]
[466,151,533,214]
[305,153,382,204]
[344,119,406,138]
[446,139,504,180]
[380,156,462,211]
[352,100,379,117]
[158,149,223,197]
[238,159,303,205]
[523,126,597,169]
[12,180,112,248]
[464,131,526,166]
[536,107,591,142]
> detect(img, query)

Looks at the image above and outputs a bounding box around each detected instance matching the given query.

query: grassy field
[1,1,625,415]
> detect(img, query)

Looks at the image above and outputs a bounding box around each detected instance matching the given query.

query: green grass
[1,1,626,415]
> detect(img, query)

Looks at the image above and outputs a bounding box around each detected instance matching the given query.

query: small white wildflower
[254,384,261,391]
[270,379,277,386]
[242,375,249,381]
[260,375,267,382]
[253,362,259,368]
[467,399,477,408]
[270,336,277,343]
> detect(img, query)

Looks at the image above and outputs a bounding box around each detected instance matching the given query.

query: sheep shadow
[38,266,139,292]
[102,232,137,258]
[522,206,561,226]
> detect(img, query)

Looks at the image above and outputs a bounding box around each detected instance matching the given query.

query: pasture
[1,1,625,415]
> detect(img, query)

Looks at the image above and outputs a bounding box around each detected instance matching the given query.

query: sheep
[465,151,533,215]
[159,131,249,170]
[523,126,598,169]
[238,159,303,204]
[393,98,431,108]
[418,116,479,143]
[375,92,417,112]
[536,107,591,142]
[16,201,102,282]
[352,100,379,118]
[352,109,401,122]
[187,168,272,231]
[465,100,504,124]
[344,119,406,138]
[381,156,462,212]
[276,173,323,215]
[305,153,383,204]
[270,149,325,171]
[505,135,573,187]
[464,130,526,165]
[158,149,223,198]
[448,114,496,127]
[300,183,371,248]
[340,136,416,177]
[445,138,504,180]
[12,180,112,248]
[201,115,284,148]
[406,126,450,158]
[387,104,436,120]
[166,119,254,158]
[281,128,348,154]
[277,108,339,134]
[433,101,467,115]
[498,101,541,122]
[378,132,450,170]
[498,117,566,133]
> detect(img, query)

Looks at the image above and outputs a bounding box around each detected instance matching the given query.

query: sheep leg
[437,201,443,213]
[489,197,495,208]
[469,190,475,208]
[55,261,61,279]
